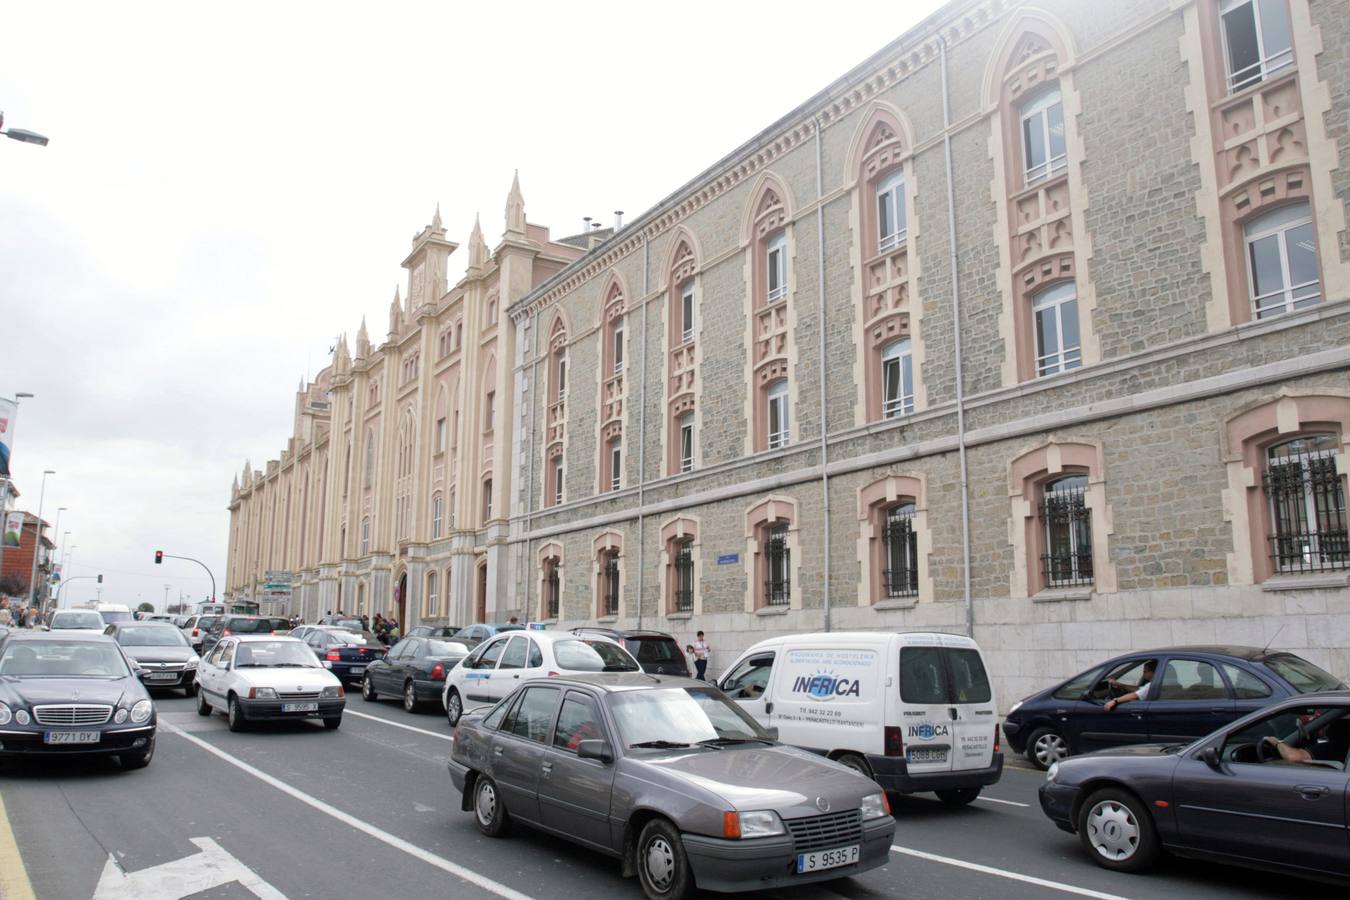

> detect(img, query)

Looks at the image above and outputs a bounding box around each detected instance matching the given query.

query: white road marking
[162,722,530,900]
[343,708,453,741]
[975,795,1030,807]
[93,836,286,900]
[890,845,1131,900]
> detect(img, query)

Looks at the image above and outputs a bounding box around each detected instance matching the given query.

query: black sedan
[1003,645,1345,769]
[105,621,200,696]
[1039,691,1350,882]
[0,632,156,768]
[362,637,469,712]
[297,626,387,684]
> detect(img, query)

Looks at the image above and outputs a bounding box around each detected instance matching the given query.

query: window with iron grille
[603,550,620,617]
[545,560,560,619]
[882,503,919,598]
[1040,475,1093,588]
[764,523,790,606]
[674,539,694,612]
[1265,435,1348,574]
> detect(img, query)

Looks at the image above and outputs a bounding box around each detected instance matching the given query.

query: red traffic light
[154,550,163,565]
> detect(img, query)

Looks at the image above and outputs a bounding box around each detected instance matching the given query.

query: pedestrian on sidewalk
[0,604,11,627]
[686,631,711,681]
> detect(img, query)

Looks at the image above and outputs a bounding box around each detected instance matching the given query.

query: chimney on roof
[583,216,592,234]
[614,210,624,230]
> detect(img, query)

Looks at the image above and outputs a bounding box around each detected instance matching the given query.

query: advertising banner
[0,397,15,477]
[3,512,22,548]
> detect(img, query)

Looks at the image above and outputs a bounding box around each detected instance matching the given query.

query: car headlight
[114,708,129,724]
[251,687,278,700]
[1046,762,1060,783]
[859,791,890,821]
[15,709,30,726]
[736,810,786,838]
[320,685,343,700]
[1008,700,1023,715]
[0,703,11,725]
[130,700,154,724]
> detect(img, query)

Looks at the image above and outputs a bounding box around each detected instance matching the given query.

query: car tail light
[721,811,741,840]
[994,724,1001,753]
[884,726,904,757]
[192,628,200,637]
[430,664,445,680]
[325,650,341,661]
[223,629,232,636]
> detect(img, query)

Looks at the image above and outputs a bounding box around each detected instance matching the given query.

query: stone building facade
[230,0,1350,709]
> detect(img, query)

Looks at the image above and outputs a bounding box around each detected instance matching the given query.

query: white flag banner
[3,511,22,548]
[0,397,15,477]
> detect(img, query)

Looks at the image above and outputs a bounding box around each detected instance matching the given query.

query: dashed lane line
[975,795,1031,807]
[344,708,454,741]
[890,845,1131,900]
[161,721,530,900]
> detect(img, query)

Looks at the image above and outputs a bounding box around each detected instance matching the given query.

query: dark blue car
[1004,645,1345,769]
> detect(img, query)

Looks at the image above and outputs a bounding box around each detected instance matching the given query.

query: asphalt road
[0,690,1307,900]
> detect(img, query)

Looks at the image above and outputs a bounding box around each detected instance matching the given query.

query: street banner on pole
[0,397,15,477]
[3,512,22,547]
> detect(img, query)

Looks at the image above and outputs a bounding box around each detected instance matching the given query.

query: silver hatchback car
[448,673,895,899]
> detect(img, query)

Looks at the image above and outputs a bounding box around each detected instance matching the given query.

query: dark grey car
[448,673,895,899]
[1039,691,1350,883]
[105,622,200,696]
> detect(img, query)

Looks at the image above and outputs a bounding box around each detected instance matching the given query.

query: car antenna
[1262,623,1287,655]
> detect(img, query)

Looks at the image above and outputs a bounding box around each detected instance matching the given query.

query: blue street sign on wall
[716,554,740,565]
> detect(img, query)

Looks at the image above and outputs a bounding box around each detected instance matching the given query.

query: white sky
[0,0,946,611]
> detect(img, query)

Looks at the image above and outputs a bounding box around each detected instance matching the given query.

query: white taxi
[195,634,345,732]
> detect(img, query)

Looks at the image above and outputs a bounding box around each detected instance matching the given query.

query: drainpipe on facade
[939,35,975,638]
[523,308,540,619]
[815,115,832,632]
[636,234,650,629]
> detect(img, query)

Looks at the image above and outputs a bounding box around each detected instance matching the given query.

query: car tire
[323,716,342,730]
[403,681,420,713]
[196,690,212,716]
[227,695,247,733]
[936,788,980,806]
[1078,788,1159,873]
[362,677,378,702]
[835,753,873,779]
[1026,727,1069,771]
[473,775,511,837]
[635,818,694,900]
[120,738,154,770]
[446,689,463,727]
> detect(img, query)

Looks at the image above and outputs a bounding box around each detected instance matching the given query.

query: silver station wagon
[447,672,896,899]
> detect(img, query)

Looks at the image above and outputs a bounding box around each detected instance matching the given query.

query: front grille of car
[278,691,321,701]
[33,704,113,726]
[140,661,185,671]
[785,810,862,853]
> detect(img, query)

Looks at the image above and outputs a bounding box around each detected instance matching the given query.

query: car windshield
[553,639,640,672]
[0,641,132,678]
[233,641,319,668]
[628,637,684,664]
[226,619,274,634]
[99,610,133,624]
[1265,653,1346,693]
[331,630,381,647]
[50,612,105,630]
[330,619,363,631]
[609,687,767,748]
[428,640,469,656]
[116,626,190,648]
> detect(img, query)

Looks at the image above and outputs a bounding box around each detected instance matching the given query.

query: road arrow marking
[92,836,287,900]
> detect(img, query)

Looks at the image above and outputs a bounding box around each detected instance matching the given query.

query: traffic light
[154,550,163,565]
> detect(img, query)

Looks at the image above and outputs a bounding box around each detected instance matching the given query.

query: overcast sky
[0,0,946,611]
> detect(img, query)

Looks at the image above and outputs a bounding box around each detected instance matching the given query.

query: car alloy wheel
[1085,798,1139,862]
[362,677,378,702]
[446,690,463,726]
[403,682,417,713]
[227,696,246,733]
[1030,728,1069,770]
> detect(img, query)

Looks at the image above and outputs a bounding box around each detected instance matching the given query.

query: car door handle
[1295,784,1329,799]
[541,761,553,775]
[1210,707,1228,714]
[493,746,504,757]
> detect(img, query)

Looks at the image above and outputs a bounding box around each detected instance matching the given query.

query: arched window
[598,277,628,494]
[544,317,567,508]
[363,430,375,488]
[482,477,493,522]
[766,380,789,450]
[426,571,439,617]
[543,556,561,619]
[360,517,370,556]
[1264,434,1347,574]
[1031,282,1082,377]
[1244,203,1321,320]
[454,318,463,350]
[880,339,914,418]
[745,497,798,611]
[1020,86,1066,186]
[1041,475,1093,588]
[664,233,700,475]
[431,493,443,539]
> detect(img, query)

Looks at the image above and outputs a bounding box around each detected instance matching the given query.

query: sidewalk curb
[0,791,38,900]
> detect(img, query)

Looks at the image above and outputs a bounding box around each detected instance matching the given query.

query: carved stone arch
[600,271,629,320]
[661,226,703,289]
[740,171,795,246]
[980,8,1078,110]
[844,102,915,185]
[546,310,569,353]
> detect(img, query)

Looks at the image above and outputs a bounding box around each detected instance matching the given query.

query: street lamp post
[0,113,50,147]
[26,469,53,610]
[48,506,66,611]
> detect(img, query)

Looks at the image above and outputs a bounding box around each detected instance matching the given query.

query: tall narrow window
[875,170,907,252]
[881,339,914,418]
[360,518,370,556]
[1265,435,1348,574]
[609,440,622,492]
[556,355,567,400]
[1021,87,1066,186]
[766,381,789,450]
[553,459,564,506]
[484,392,495,431]
[482,478,493,521]
[678,414,694,473]
[1220,0,1294,93]
[1032,282,1082,377]
[680,281,695,344]
[882,503,919,598]
[426,571,438,616]
[766,232,787,303]
[1244,203,1321,320]
[363,431,375,488]
[431,494,443,539]
[765,523,790,606]
[545,559,560,619]
[613,321,625,372]
[603,550,620,617]
[1040,475,1093,588]
[435,417,447,454]
[674,538,694,612]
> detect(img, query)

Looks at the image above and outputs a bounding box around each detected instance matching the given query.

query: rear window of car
[628,637,683,664]
[228,618,274,634]
[50,612,105,630]
[554,639,639,672]
[900,646,992,705]
[1264,653,1346,693]
[331,630,381,647]
[198,616,220,629]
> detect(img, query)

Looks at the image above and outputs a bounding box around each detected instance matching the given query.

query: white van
[717,631,1002,805]
[95,603,133,625]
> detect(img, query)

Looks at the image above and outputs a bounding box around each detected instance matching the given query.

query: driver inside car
[1262,716,1350,767]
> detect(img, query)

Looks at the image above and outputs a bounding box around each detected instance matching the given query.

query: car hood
[233,667,340,689]
[1075,742,1186,761]
[123,646,197,664]
[635,743,877,813]
[0,675,137,707]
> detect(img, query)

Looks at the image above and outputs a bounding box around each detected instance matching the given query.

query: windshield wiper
[270,663,308,667]
[602,665,639,672]
[629,739,691,749]
[698,737,770,747]
[234,663,267,668]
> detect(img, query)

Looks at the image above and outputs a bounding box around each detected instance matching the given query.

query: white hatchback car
[195,635,345,732]
[442,630,641,725]
[46,609,109,634]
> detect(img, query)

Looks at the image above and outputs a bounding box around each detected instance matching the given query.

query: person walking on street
[0,604,11,627]
[686,631,711,681]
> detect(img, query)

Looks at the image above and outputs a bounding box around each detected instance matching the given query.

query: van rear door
[897,637,956,776]
[939,634,997,773]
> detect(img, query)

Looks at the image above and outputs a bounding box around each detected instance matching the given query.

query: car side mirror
[763,726,779,742]
[1201,746,1221,769]
[576,739,614,764]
